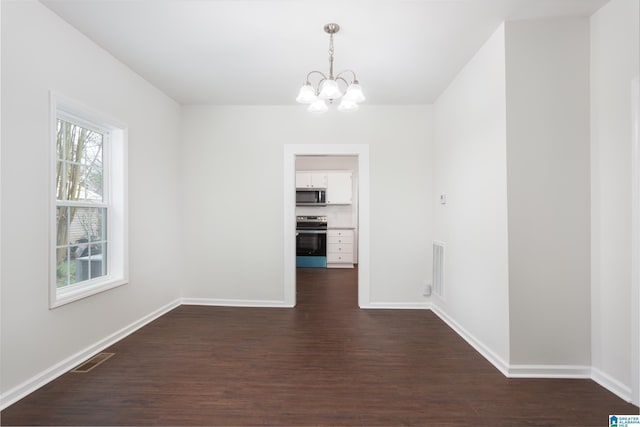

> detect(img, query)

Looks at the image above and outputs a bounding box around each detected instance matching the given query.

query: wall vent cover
[71,352,114,373]
[433,241,445,298]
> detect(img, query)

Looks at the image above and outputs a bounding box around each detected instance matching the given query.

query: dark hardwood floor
[2,267,638,426]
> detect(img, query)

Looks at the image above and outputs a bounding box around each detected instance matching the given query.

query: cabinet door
[296,172,311,188]
[310,172,327,188]
[326,172,352,204]
[296,172,327,188]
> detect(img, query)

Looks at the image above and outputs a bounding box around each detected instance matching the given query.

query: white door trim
[283,144,370,307]
[631,76,639,406]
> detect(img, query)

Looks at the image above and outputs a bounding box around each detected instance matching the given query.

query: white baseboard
[508,364,591,378]
[591,366,633,403]
[430,305,634,404]
[182,297,292,308]
[0,298,181,411]
[361,301,431,310]
[430,304,510,376]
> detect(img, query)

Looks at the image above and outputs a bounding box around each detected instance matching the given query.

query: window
[50,94,127,308]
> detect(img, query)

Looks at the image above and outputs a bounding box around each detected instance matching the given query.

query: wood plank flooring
[2,267,638,426]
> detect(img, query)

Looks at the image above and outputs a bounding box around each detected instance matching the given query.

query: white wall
[0,0,182,402]
[505,18,591,368]
[433,25,511,368]
[180,106,433,306]
[590,0,640,404]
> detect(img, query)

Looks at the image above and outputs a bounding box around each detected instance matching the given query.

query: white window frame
[50,92,128,308]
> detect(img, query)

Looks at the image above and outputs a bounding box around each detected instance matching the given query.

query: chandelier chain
[328,33,335,79]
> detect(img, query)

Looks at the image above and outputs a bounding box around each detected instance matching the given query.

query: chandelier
[296,23,365,113]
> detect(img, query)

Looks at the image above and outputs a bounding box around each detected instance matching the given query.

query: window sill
[50,276,128,309]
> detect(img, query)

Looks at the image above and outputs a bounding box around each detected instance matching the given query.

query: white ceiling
[39,0,608,105]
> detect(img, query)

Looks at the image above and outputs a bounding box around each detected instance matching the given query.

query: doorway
[283,144,370,307]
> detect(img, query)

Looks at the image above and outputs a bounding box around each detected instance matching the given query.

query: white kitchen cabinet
[327,229,354,268]
[296,172,327,189]
[326,172,352,205]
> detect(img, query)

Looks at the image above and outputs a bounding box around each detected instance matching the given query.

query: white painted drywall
[505,18,591,367]
[179,105,433,305]
[590,0,640,403]
[0,1,182,398]
[433,24,510,366]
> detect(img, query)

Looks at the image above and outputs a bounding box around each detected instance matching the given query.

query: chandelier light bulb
[296,83,317,104]
[319,79,343,100]
[308,99,328,113]
[343,82,365,103]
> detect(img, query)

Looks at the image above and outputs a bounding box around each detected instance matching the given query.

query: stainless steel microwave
[296,188,326,206]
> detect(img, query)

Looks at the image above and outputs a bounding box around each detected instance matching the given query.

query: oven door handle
[296,230,327,234]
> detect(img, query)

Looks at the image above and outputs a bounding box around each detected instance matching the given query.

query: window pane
[56,250,72,288]
[55,206,71,287]
[77,165,103,201]
[56,119,104,202]
[100,242,107,275]
[90,209,107,242]
[81,132,103,201]
[56,120,67,200]
[56,119,65,161]
[71,207,105,247]
[56,160,65,200]
[82,131,103,166]
[55,206,69,247]
[56,206,107,287]
[79,254,106,283]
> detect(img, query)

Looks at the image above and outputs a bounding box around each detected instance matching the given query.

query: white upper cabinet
[296,172,327,188]
[326,172,352,205]
[296,170,352,204]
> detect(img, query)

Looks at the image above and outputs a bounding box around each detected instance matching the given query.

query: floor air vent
[433,241,445,298]
[71,352,115,373]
